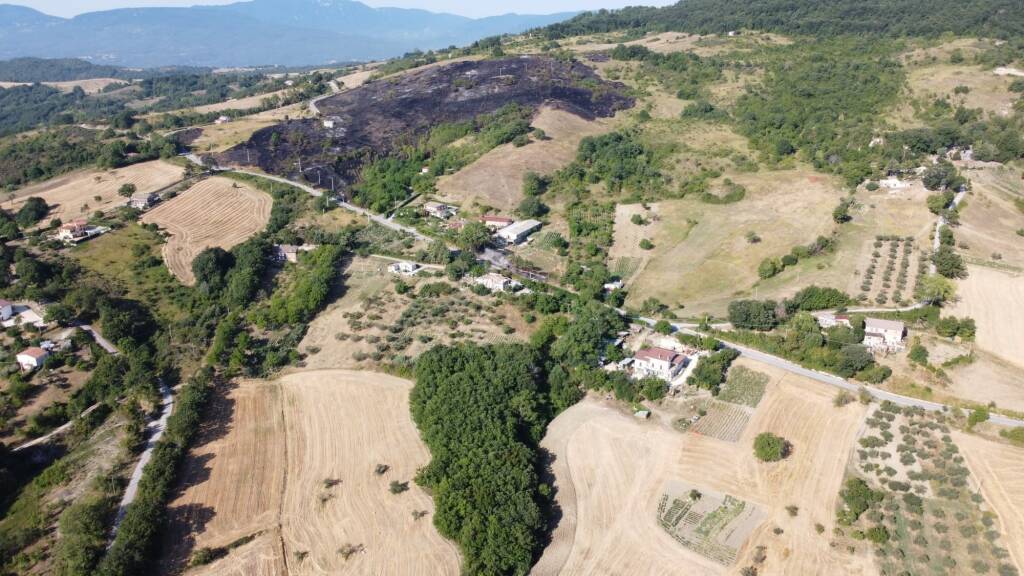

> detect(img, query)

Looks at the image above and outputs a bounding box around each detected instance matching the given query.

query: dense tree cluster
[720,311,890,383]
[687,348,740,394]
[411,344,549,576]
[538,0,1024,41]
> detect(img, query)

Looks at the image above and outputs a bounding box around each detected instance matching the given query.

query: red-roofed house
[57,220,90,242]
[634,346,686,380]
[16,347,49,371]
[480,215,515,230]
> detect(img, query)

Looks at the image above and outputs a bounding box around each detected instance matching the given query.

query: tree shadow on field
[535,447,565,559]
[155,502,217,575]
[152,380,240,574]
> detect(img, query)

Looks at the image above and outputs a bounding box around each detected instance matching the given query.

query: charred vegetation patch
[220,57,633,207]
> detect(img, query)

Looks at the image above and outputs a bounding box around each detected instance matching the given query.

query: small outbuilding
[0,299,12,321]
[16,347,49,372]
[495,219,541,245]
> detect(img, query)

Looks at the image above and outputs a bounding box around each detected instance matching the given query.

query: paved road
[667,324,1024,427]
[110,382,175,539]
[309,80,342,115]
[81,325,120,355]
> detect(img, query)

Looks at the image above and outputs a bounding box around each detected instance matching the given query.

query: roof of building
[635,347,682,364]
[61,219,88,230]
[18,347,48,359]
[423,201,450,210]
[865,317,905,333]
[477,272,510,284]
[496,219,542,237]
[130,191,157,201]
[0,299,11,307]
[481,215,514,224]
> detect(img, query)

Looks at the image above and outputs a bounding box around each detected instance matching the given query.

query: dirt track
[534,360,875,576]
[141,176,271,285]
[163,370,460,576]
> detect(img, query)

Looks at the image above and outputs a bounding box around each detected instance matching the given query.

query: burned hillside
[219,56,633,203]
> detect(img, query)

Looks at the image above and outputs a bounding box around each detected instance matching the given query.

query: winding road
[110,381,175,539]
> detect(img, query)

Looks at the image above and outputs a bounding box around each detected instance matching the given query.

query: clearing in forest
[533,360,873,576]
[8,160,183,222]
[160,370,460,576]
[141,176,271,285]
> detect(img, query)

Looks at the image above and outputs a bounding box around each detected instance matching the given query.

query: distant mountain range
[0,0,577,67]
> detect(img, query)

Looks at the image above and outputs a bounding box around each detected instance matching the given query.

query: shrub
[753,432,788,462]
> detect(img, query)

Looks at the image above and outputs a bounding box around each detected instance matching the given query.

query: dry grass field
[164,371,460,576]
[8,160,183,222]
[435,106,612,213]
[620,167,937,315]
[190,89,290,114]
[957,164,1024,270]
[534,360,874,576]
[954,432,1024,571]
[141,176,271,285]
[947,352,1024,413]
[949,265,1024,369]
[337,68,374,89]
[620,168,842,314]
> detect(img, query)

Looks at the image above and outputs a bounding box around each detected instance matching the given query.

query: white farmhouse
[16,347,49,372]
[496,219,541,245]
[817,313,852,329]
[480,215,515,230]
[633,347,686,381]
[423,201,457,220]
[0,299,12,321]
[388,261,421,276]
[474,273,519,293]
[863,318,906,351]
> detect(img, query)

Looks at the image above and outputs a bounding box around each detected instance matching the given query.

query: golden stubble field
[8,160,183,222]
[162,370,460,576]
[954,432,1024,571]
[141,176,271,285]
[949,265,1024,370]
[534,360,875,576]
[435,106,613,214]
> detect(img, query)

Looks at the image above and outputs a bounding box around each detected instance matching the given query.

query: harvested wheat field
[949,265,1024,369]
[534,360,874,576]
[954,432,1024,571]
[142,176,271,285]
[435,106,612,213]
[9,160,183,222]
[163,370,460,576]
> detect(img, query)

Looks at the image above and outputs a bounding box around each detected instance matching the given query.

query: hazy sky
[18,0,673,18]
